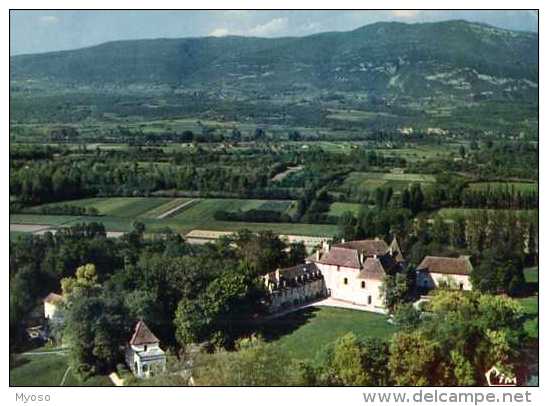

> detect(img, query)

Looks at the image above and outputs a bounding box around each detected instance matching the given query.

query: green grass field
[11,196,337,237]
[139,197,193,218]
[341,171,436,195]
[519,266,538,339]
[29,197,173,218]
[327,202,363,216]
[468,182,538,193]
[258,307,397,360]
[172,198,294,222]
[10,350,111,386]
[437,208,538,219]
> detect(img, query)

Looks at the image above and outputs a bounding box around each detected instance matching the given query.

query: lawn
[257,307,397,360]
[10,350,112,386]
[10,352,68,386]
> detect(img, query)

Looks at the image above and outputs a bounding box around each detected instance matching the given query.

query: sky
[10,10,538,55]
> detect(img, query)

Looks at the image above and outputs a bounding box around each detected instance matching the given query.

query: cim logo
[485,366,517,387]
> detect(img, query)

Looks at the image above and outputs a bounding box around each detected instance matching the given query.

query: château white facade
[308,238,405,313]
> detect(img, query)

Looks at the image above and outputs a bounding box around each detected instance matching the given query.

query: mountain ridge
[10,20,538,102]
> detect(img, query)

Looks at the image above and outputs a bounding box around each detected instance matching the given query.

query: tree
[431,216,449,245]
[193,336,294,386]
[303,334,390,386]
[286,242,307,267]
[388,331,444,386]
[393,303,421,330]
[381,272,411,312]
[63,290,130,378]
[410,183,424,214]
[61,263,100,297]
[450,216,467,248]
[233,230,287,276]
[338,211,357,241]
[175,264,263,347]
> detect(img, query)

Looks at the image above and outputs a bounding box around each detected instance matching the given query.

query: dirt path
[272,166,303,182]
[108,372,124,386]
[157,198,198,219]
[60,366,72,386]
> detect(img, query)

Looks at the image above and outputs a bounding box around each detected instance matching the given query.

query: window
[459,283,464,290]
[361,281,365,289]
[144,345,148,352]
[343,277,348,285]
[368,296,372,305]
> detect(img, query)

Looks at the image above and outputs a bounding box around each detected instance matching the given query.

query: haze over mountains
[11,20,538,99]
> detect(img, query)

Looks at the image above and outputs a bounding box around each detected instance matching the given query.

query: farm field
[140,198,195,219]
[27,197,173,218]
[327,202,363,216]
[437,208,538,219]
[258,307,397,360]
[467,181,538,193]
[339,171,436,195]
[10,197,338,237]
[172,198,295,222]
[10,350,112,386]
[380,144,462,162]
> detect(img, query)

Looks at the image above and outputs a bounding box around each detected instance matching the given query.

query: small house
[416,255,473,291]
[125,320,166,378]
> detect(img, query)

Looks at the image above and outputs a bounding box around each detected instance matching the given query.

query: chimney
[360,253,365,263]
[373,254,377,259]
[341,238,345,243]
[322,240,330,253]
[389,247,393,256]
[315,250,321,261]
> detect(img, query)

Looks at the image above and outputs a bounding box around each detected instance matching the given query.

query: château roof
[335,239,389,257]
[317,246,361,269]
[357,258,386,280]
[278,263,319,279]
[129,320,160,346]
[389,237,405,262]
[417,256,473,276]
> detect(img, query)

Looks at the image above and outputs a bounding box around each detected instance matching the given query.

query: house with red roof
[125,320,166,378]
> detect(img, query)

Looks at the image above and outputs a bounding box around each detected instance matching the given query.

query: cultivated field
[467,181,538,193]
[10,197,337,237]
[437,208,538,219]
[340,171,436,195]
[327,202,363,216]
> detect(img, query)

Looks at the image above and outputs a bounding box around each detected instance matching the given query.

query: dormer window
[144,345,147,352]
